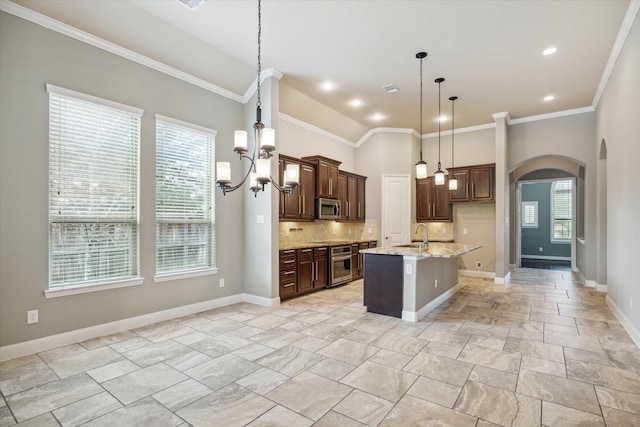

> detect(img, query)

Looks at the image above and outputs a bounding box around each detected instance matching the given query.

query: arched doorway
[510,156,586,271]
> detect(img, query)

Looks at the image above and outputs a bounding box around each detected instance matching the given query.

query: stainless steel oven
[330,245,352,286]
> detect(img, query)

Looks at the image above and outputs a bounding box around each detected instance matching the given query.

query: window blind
[156,115,216,274]
[552,180,572,240]
[48,85,142,288]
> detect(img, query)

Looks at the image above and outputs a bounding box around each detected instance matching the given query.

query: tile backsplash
[279,220,380,244]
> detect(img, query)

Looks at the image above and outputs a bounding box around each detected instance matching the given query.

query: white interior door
[382,175,410,247]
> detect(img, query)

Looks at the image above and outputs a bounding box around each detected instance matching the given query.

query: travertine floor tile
[333,389,394,426]
[341,360,417,402]
[541,401,605,427]
[404,351,473,386]
[380,395,477,427]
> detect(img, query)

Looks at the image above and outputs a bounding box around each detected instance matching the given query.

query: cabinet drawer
[279,268,297,282]
[297,248,314,259]
[351,243,360,254]
[314,247,328,257]
[279,280,297,299]
[279,258,297,269]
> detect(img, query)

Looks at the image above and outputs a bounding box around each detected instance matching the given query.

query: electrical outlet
[539,247,543,252]
[27,310,38,325]
[463,228,468,235]
[435,279,438,288]
[405,264,413,274]
[256,215,265,224]
[219,279,225,288]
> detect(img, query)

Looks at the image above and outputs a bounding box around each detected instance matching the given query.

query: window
[551,179,573,242]
[48,85,142,290]
[521,201,538,228]
[155,115,216,276]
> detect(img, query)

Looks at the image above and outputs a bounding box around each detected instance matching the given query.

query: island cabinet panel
[363,254,403,318]
[449,164,495,203]
[302,155,341,199]
[279,249,298,300]
[416,177,451,222]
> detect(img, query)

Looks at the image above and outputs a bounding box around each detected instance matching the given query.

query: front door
[382,175,410,247]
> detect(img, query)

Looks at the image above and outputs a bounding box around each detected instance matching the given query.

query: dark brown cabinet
[296,247,328,296]
[338,171,367,222]
[279,249,298,300]
[302,155,341,199]
[279,156,316,221]
[449,164,495,203]
[416,176,451,222]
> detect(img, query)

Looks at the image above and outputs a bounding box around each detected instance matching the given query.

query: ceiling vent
[177,0,206,10]
[383,84,399,93]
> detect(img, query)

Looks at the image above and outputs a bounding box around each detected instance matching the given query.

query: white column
[493,112,510,283]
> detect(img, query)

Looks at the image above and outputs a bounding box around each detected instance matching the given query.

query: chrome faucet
[414,223,429,246]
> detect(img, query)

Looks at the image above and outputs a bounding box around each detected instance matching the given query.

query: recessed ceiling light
[371,113,385,121]
[349,99,363,107]
[544,95,555,101]
[543,47,558,56]
[321,81,336,91]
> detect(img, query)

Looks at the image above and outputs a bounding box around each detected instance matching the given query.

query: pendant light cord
[451,97,455,169]
[256,0,262,111]
[437,79,441,169]
[419,56,423,161]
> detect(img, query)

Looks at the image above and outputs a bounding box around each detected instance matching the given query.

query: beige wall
[596,9,640,331]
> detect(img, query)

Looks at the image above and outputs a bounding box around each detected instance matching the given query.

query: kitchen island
[360,242,481,322]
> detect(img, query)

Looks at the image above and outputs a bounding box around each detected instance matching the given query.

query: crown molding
[510,106,594,125]
[592,0,640,109]
[279,113,356,147]
[242,69,284,103]
[0,0,245,103]
[492,112,511,124]
[422,122,496,139]
[355,128,416,147]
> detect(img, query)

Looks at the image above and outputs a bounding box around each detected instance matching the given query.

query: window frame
[550,179,573,244]
[45,84,144,298]
[154,114,218,281]
[521,201,538,228]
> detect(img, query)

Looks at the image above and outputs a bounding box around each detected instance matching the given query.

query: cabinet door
[337,173,348,221]
[356,178,366,221]
[328,164,339,198]
[449,168,470,202]
[317,162,338,198]
[416,178,432,221]
[347,175,358,220]
[471,166,494,201]
[297,249,314,294]
[432,178,451,220]
[314,248,328,289]
[300,164,316,220]
[282,182,301,220]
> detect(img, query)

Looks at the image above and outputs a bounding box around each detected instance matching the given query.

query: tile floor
[2,268,640,426]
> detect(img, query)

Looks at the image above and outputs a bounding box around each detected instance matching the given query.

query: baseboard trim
[606,295,640,348]
[0,292,271,362]
[459,270,495,279]
[576,270,606,292]
[597,284,608,293]
[402,284,459,322]
[494,272,511,285]
[521,255,571,261]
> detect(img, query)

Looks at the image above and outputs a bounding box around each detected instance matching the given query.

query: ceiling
[10,0,633,140]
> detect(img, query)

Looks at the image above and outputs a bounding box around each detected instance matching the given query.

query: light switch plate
[256,215,265,224]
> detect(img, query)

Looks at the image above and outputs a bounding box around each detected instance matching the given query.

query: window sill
[45,277,144,299]
[154,267,219,283]
[550,239,572,245]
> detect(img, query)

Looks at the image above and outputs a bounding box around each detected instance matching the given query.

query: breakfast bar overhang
[361,243,482,322]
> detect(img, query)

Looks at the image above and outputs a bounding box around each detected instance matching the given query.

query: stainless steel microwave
[315,198,341,220]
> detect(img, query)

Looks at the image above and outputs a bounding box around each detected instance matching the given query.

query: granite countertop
[280,239,377,251]
[361,242,482,258]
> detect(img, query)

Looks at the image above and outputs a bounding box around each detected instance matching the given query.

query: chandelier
[215,0,299,196]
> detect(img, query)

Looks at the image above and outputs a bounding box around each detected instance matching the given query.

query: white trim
[510,107,594,125]
[521,255,571,261]
[423,122,496,139]
[242,69,284,103]
[492,112,511,124]
[46,84,144,116]
[279,113,356,147]
[494,271,511,284]
[592,1,640,108]
[0,293,247,361]
[402,284,459,322]
[0,0,244,103]
[356,127,415,148]
[44,277,144,299]
[154,268,219,283]
[459,270,495,279]
[607,294,640,348]
[155,114,217,137]
[597,284,608,293]
[243,293,280,307]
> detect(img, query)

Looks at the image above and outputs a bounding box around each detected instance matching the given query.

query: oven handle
[332,255,351,262]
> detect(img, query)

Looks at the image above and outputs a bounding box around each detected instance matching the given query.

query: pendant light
[215,0,299,196]
[415,52,428,179]
[448,96,458,191]
[434,77,446,185]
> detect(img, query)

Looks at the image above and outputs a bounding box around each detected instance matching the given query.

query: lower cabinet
[279,247,328,300]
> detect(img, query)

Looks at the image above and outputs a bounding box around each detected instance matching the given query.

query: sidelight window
[551,179,573,242]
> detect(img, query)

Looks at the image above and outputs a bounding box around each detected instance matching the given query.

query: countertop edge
[361,243,482,258]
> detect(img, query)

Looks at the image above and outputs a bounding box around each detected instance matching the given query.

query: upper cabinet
[339,171,366,222]
[279,155,316,221]
[416,176,451,222]
[449,163,495,203]
[302,155,341,199]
